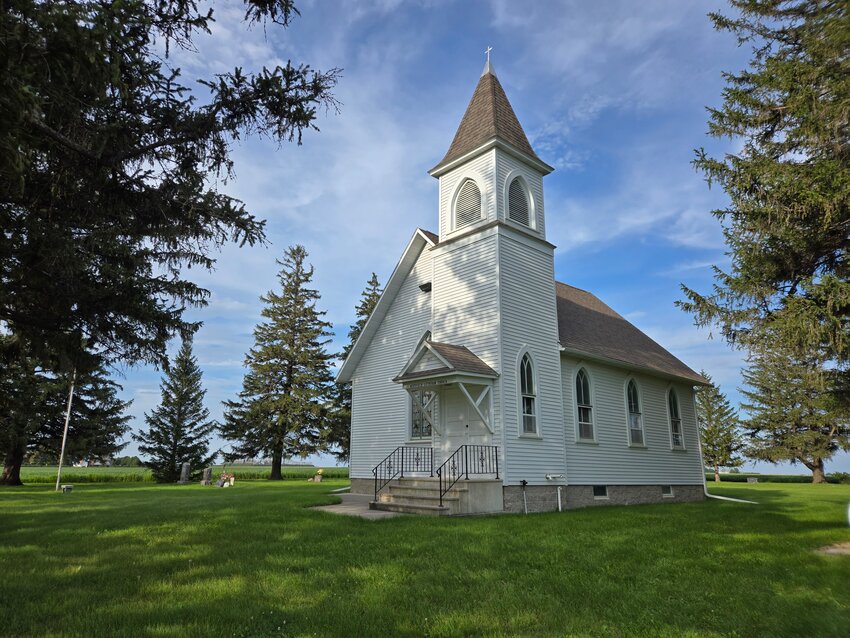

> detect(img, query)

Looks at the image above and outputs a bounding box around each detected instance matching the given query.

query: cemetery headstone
[177,462,191,484]
[746,477,759,483]
[200,467,212,486]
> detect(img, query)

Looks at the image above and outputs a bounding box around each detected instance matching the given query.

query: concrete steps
[370,477,500,516]
[370,477,458,515]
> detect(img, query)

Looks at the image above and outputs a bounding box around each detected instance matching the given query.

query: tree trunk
[270,446,283,481]
[811,458,826,484]
[1,444,25,486]
[714,464,720,483]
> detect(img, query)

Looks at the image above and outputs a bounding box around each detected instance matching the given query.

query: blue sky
[115,0,849,474]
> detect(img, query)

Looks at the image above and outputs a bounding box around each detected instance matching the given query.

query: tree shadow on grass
[2,482,849,637]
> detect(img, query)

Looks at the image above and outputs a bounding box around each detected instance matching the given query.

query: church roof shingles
[555,282,707,385]
[431,69,541,173]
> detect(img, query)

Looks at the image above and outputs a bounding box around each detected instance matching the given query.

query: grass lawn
[1,482,849,637]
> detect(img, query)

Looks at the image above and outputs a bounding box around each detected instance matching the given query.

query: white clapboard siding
[495,150,546,237]
[561,356,705,485]
[349,248,434,479]
[438,150,497,239]
[431,230,503,454]
[498,229,566,484]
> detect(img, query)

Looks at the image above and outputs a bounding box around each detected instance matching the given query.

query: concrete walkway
[312,492,405,520]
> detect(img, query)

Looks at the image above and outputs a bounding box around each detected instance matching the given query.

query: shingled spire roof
[430,63,542,174]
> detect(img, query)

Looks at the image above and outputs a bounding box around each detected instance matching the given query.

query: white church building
[337,61,708,515]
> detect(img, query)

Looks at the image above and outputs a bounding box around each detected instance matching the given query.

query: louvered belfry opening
[455,179,482,228]
[508,177,530,226]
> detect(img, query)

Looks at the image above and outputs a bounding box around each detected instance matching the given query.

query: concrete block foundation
[502,484,704,513]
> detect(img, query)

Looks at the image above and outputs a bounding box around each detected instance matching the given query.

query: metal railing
[372,446,434,499]
[436,445,499,506]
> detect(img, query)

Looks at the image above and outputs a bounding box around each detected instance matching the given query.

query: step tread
[370,501,450,515]
[380,494,459,503]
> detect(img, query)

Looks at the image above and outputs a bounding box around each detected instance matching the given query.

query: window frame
[518,352,538,437]
[452,177,483,231]
[625,378,646,447]
[408,388,435,441]
[574,367,596,443]
[667,387,686,450]
[503,170,536,230]
[507,176,531,226]
[661,485,674,498]
[592,485,609,500]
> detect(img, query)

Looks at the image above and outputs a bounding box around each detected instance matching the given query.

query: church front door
[440,385,490,463]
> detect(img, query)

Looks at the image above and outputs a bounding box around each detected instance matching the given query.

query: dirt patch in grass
[819,541,850,555]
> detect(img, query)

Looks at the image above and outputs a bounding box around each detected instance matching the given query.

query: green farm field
[19,465,349,483]
[1,481,848,637]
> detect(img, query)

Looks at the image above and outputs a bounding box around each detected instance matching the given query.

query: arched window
[576,368,593,440]
[668,389,684,448]
[520,354,536,434]
[508,177,530,226]
[627,380,644,446]
[455,179,482,229]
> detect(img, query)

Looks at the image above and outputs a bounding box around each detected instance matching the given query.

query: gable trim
[336,229,437,383]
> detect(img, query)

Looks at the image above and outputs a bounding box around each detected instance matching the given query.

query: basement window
[592,485,608,499]
[662,485,674,498]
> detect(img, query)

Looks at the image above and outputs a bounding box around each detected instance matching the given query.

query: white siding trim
[515,346,541,439]
[623,376,647,448]
[664,384,687,451]
[573,364,598,444]
[503,169,536,230]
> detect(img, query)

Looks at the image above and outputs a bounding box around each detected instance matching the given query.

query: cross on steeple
[482,46,493,76]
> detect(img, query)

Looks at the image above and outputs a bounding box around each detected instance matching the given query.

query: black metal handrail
[436,445,499,506]
[372,446,434,499]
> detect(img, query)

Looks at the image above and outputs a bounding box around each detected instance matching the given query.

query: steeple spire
[482,46,493,76]
[430,58,547,175]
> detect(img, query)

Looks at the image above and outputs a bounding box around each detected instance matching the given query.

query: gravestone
[177,462,191,484]
[746,477,759,483]
[200,467,212,486]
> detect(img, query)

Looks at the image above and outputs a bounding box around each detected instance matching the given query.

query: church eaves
[430,64,543,174]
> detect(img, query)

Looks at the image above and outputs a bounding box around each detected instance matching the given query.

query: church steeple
[429,59,547,176]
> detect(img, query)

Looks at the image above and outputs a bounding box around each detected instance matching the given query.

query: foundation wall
[502,484,704,513]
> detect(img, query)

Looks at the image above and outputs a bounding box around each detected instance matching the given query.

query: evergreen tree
[134,338,216,482]
[740,342,850,483]
[0,337,132,485]
[327,273,382,462]
[695,371,744,482]
[679,1,850,369]
[1,1,339,370]
[221,246,333,479]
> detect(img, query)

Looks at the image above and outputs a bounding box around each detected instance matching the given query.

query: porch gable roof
[393,340,497,384]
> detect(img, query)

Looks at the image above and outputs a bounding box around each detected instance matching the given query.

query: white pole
[55,369,77,492]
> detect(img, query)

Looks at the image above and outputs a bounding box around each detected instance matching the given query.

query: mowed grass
[1,482,849,637]
[20,465,348,483]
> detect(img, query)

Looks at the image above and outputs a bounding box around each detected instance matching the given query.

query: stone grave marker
[177,462,191,484]
[200,467,212,486]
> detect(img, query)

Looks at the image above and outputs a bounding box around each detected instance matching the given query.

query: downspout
[693,389,757,505]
